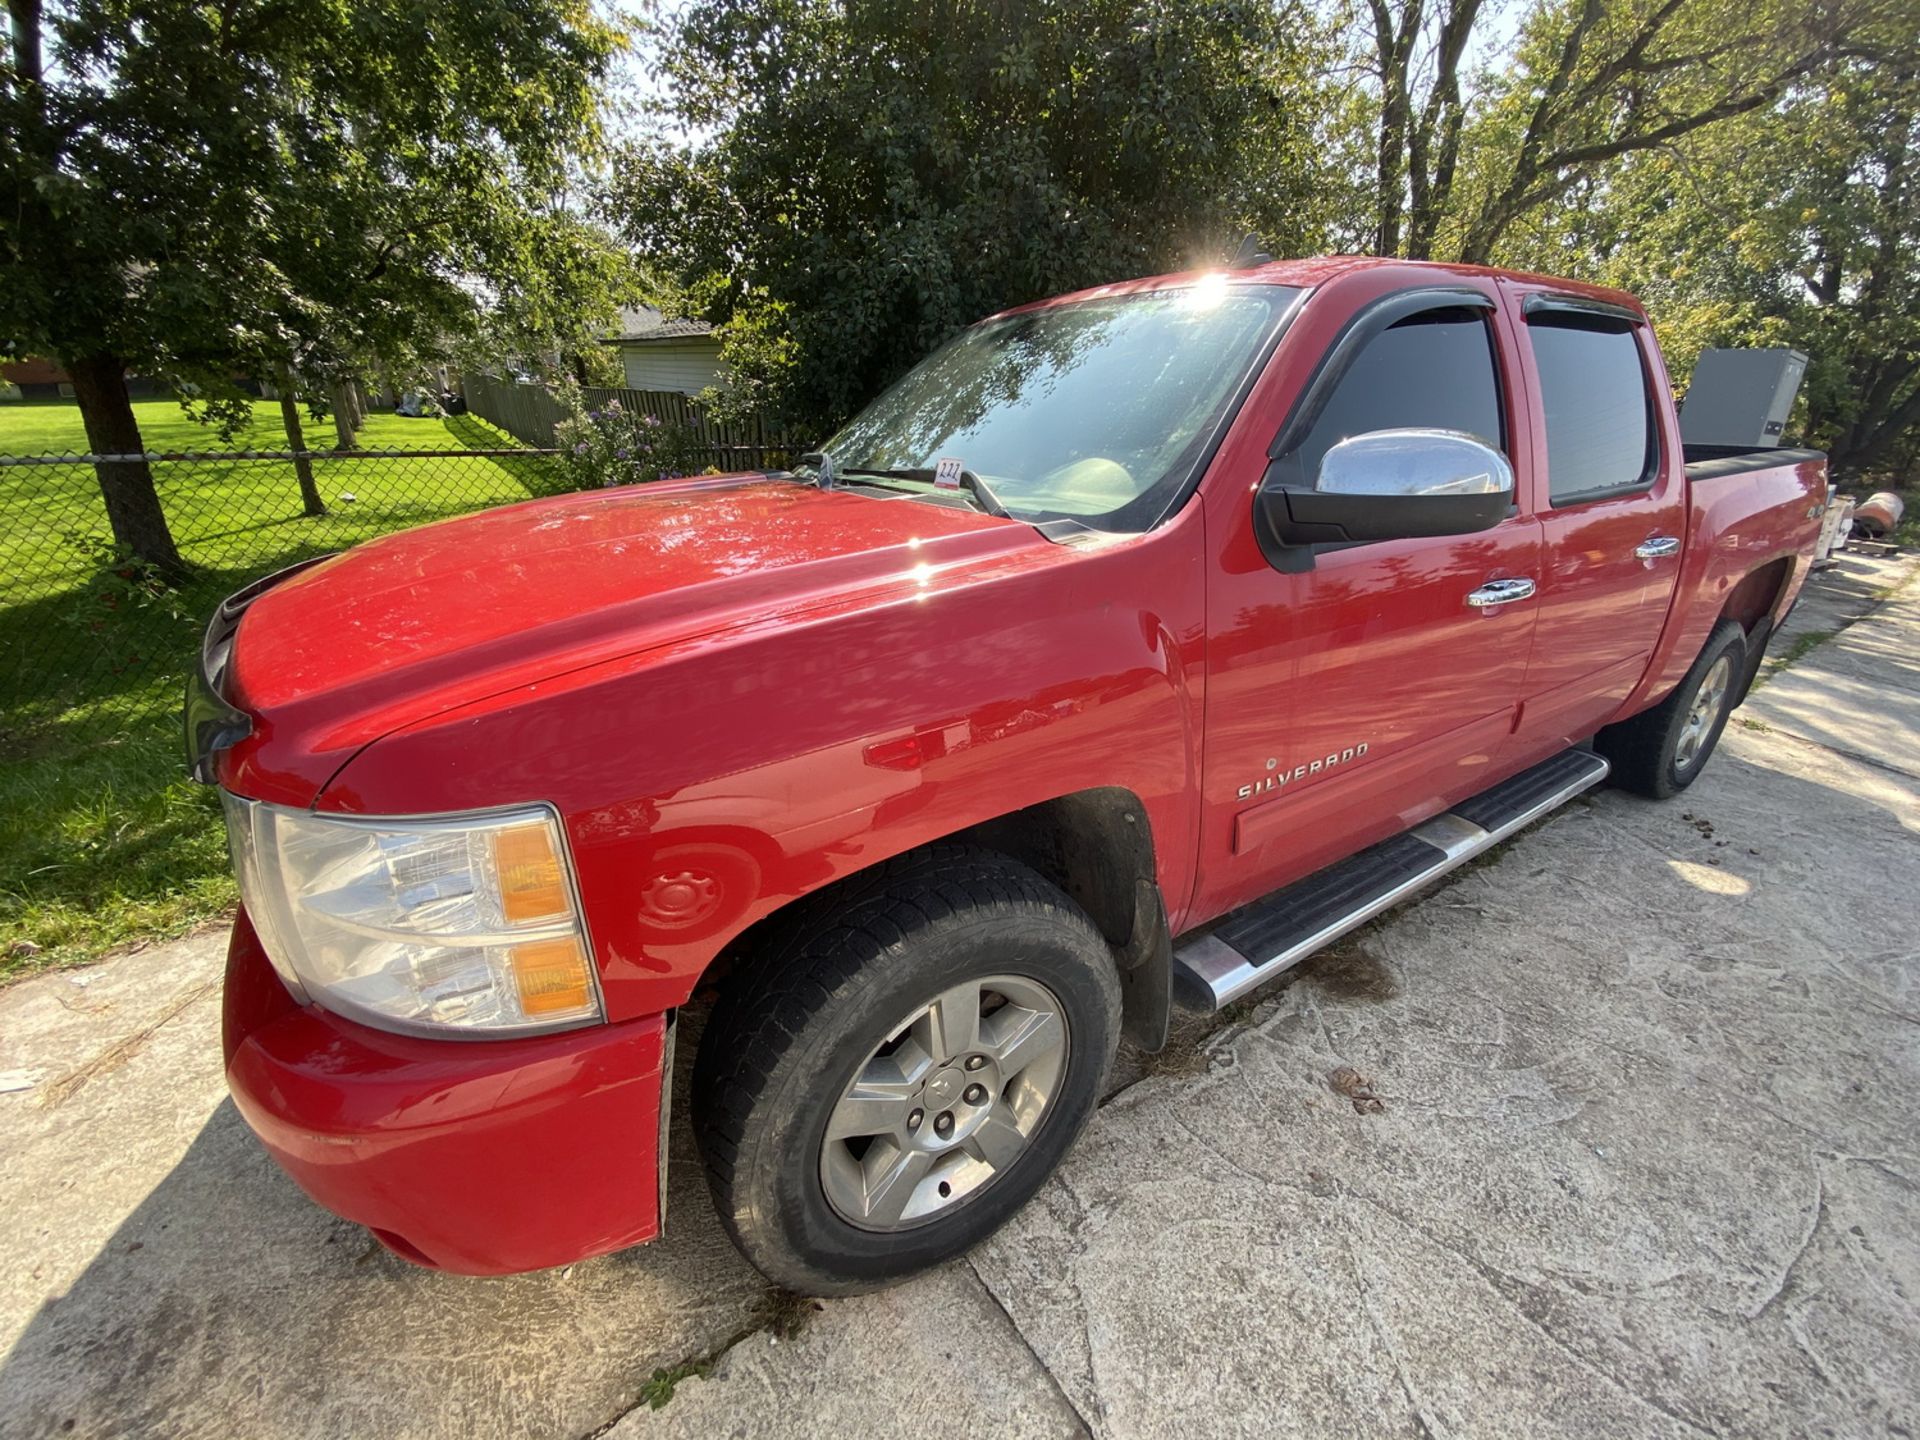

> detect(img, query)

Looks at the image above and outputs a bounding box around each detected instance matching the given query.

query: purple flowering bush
[553,380,709,488]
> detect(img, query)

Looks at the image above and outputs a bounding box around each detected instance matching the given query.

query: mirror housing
[1254,428,1513,564]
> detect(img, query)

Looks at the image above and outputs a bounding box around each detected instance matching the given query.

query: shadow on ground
[0,1009,774,1440]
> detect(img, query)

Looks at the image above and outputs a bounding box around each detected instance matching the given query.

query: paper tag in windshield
[934,457,964,490]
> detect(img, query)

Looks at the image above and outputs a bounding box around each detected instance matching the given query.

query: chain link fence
[1,442,569,750]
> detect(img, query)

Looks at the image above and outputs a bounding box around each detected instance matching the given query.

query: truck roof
[992,255,1647,322]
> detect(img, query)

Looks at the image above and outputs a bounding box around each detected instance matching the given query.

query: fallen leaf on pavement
[1328,1065,1385,1114]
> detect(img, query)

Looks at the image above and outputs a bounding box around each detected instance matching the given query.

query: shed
[603,308,725,396]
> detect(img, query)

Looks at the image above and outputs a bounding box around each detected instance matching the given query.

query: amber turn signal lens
[493,823,570,925]
[509,936,596,1018]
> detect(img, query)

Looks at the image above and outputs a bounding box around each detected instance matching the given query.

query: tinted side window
[1530,317,1656,503]
[1295,308,1504,479]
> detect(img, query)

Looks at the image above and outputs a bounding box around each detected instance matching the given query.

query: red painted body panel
[217,475,1012,808]
[1189,264,1546,918]
[209,256,1825,1274]
[1618,451,1825,715]
[318,511,1210,1020]
[222,910,669,1274]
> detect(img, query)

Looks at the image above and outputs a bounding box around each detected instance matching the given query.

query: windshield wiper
[795,450,843,489]
[796,451,1021,522]
[837,465,1012,519]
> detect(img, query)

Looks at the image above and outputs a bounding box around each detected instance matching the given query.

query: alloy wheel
[819,974,1069,1232]
[1675,653,1733,771]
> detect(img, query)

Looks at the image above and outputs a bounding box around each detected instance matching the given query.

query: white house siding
[619,341,726,396]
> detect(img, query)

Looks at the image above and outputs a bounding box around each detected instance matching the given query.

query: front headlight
[221,794,603,1036]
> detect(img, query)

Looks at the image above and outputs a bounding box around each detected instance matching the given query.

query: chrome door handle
[1635,536,1681,559]
[1465,577,1536,608]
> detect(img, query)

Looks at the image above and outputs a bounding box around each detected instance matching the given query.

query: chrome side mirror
[1317,428,1514,501]
[1254,427,1513,561]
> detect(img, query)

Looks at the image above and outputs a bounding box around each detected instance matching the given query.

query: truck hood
[218,475,1031,806]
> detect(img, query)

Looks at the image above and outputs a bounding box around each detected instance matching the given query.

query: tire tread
[691,843,1115,1287]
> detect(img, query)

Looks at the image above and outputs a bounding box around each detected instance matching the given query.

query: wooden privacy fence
[463,373,804,473]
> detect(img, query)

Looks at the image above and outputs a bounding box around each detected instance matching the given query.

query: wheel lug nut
[964,1055,987,1070]
[908,1108,924,1131]
[934,1111,954,1136]
[964,1084,986,1105]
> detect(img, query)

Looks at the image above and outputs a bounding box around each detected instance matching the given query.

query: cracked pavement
[3,552,1917,1439]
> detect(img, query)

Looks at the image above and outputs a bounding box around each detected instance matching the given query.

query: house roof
[1,357,68,384]
[603,306,716,345]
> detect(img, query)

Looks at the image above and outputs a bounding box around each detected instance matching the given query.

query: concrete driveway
[3,554,1917,1439]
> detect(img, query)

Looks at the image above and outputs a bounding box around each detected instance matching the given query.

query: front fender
[316,513,1210,1021]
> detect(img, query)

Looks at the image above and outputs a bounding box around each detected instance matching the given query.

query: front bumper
[222,910,670,1275]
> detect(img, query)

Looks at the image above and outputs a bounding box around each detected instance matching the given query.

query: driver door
[1195,289,1542,922]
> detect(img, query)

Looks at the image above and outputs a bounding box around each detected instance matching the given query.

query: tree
[1355,0,1484,257]
[1333,0,1878,263]
[1498,24,1920,475]
[1,0,630,574]
[611,0,1348,436]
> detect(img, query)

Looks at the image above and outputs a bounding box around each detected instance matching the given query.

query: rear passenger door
[1508,294,1686,751]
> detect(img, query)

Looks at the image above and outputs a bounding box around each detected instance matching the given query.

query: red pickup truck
[190,257,1826,1294]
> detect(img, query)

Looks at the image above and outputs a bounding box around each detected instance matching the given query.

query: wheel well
[1722,557,1794,635]
[704,787,1172,1049]
[948,788,1158,953]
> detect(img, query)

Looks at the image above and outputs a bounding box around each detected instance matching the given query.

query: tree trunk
[1828,376,1920,479]
[276,372,327,516]
[1374,74,1409,255]
[9,0,46,91]
[327,381,360,450]
[63,352,188,583]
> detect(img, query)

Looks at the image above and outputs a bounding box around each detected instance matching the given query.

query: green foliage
[58,531,191,629]
[636,1359,714,1410]
[0,0,634,405]
[1300,0,1917,470]
[566,341,629,390]
[1496,17,1920,474]
[1322,0,1887,262]
[610,0,1347,435]
[0,716,236,983]
[553,382,711,486]
[1447,0,1867,260]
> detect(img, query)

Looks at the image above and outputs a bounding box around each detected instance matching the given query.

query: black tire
[692,845,1122,1295]
[1597,619,1748,799]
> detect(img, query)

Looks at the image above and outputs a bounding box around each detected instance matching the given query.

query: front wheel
[1598,619,1748,798]
[692,847,1121,1295]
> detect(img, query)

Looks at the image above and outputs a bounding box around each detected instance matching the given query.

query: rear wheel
[1598,619,1748,798]
[692,846,1121,1294]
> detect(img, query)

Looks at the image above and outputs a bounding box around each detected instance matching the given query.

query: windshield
[815,282,1300,531]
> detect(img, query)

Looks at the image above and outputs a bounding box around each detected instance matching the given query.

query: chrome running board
[1173,749,1610,1011]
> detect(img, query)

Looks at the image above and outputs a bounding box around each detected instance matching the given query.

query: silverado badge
[1238,743,1370,800]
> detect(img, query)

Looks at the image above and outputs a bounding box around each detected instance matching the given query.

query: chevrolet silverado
[190,257,1828,1294]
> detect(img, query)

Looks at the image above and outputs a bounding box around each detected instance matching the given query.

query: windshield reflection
[815,283,1299,532]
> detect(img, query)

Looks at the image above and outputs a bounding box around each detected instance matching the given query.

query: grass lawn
[0,397,568,981]
[2,393,441,453]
